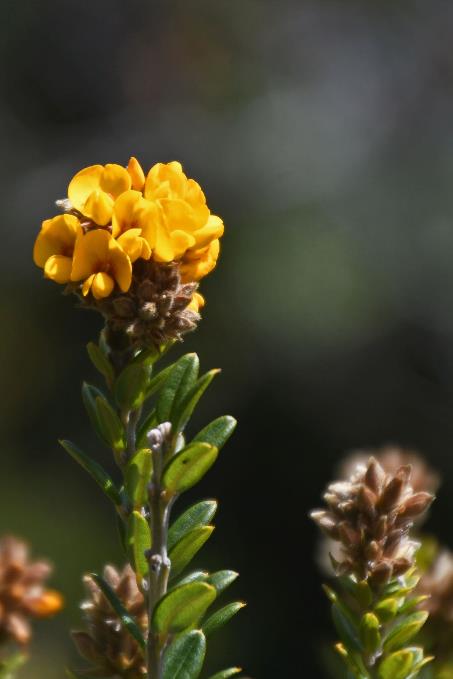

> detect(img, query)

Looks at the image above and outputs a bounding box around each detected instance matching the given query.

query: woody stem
[147,441,172,678]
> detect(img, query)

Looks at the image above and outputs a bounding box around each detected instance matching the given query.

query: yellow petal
[187,292,205,312]
[127,157,145,191]
[100,164,131,198]
[112,190,146,237]
[108,237,132,292]
[180,239,220,282]
[44,255,73,283]
[68,165,104,212]
[170,229,196,258]
[144,161,185,200]
[117,229,151,262]
[83,190,114,226]
[33,214,80,267]
[153,221,175,262]
[91,272,114,299]
[192,215,224,249]
[82,273,96,296]
[139,200,162,250]
[71,229,111,281]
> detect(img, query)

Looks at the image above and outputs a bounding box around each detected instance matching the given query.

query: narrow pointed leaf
[152,582,216,635]
[383,611,428,652]
[193,416,237,451]
[169,526,214,578]
[81,382,106,443]
[168,500,218,551]
[378,649,416,679]
[90,573,145,649]
[144,364,173,400]
[173,370,220,433]
[173,571,209,588]
[125,449,153,509]
[203,601,245,637]
[205,570,239,595]
[127,511,151,579]
[95,396,125,452]
[114,363,150,410]
[332,603,362,653]
[207,670,242,679]
[163,630,206,679]
[59,440,121,506]
[162,443,218,494]
[87,342,114,384]
[157,354,199,423]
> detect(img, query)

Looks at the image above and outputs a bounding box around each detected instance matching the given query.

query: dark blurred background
[2,0,453,676]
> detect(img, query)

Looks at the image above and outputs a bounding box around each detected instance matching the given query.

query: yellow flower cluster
[33,159,223,305]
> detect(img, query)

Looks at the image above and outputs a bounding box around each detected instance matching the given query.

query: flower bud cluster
[311,457,434,585]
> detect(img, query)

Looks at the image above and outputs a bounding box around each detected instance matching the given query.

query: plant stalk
[147,437,172,679]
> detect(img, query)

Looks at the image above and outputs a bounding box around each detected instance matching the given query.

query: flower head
[311,457,434,585]
[33,157,223,347]
[73,564,146,678]
[0,536,62,645]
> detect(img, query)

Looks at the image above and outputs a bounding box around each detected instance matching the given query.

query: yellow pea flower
[180,239,220,283]
[33,214,80,284]
[68,163,132,224]
[143,162,224,260]
[71,229,132,299]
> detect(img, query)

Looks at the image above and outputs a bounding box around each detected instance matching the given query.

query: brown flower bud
[0,536,62,646]
[311,455,434,585]
[73,564,147,678]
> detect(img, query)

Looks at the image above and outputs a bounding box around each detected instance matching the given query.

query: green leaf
[168,500,218,551]
[359,613,381,655]
[332,603,362,653]
[163,630,206,679]
[205,570,239,595]
[169,526,214,578]
[193,416,237,450]
[59,440,121,507]
[157,354,199,423]
[383,611,428,653]
[95,396,125,452]
[379,649,418,679]
[173,571,209,588]
[87,341,114,384]
[152,582,216,635]
[162,443,218,495]
[0,653,27,679]
[90,573,145,650]
[81,382,106,444]
[144,364,173,400]
[125,448,153,509]
[127,511,151,579]
[172,369,220,434]
[374,597,399,623]
[207,670,242,679]
[203,601,245,637]
[114,363,150,411]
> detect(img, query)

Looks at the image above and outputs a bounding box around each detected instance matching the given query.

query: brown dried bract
[72,564,147,678]
[0,536,62,645]
[73,259,200,353]
[311,457,434,585]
